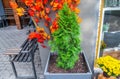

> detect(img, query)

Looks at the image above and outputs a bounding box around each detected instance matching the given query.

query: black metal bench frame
[5,38,40,79]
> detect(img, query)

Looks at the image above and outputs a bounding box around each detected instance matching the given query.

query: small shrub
[49,3,81,69]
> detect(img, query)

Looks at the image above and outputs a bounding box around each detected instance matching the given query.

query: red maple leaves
[10,0,81,48]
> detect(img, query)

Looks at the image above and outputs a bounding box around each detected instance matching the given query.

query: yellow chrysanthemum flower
[96,56,120,77]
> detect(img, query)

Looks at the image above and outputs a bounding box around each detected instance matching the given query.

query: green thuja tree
[49,3,81,69]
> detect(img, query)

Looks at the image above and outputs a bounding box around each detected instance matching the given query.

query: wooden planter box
[44,52,92,79]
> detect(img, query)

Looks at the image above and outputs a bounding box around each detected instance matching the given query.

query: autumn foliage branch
[10,0,82,48]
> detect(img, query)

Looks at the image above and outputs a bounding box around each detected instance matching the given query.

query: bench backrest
[20,38,38,55]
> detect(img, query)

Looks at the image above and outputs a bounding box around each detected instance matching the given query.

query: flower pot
[38,43,50,73]
[44,52,92,79]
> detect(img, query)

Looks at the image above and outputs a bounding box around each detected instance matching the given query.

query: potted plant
[44,3,92,79]
[96,56,120,79]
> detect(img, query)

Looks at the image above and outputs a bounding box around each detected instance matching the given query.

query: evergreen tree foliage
[49,3,81,69]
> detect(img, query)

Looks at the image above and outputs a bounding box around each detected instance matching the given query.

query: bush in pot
[49,3,81,69]
[45,3,92,79]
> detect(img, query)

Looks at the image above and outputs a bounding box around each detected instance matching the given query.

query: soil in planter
[48,53,89,73]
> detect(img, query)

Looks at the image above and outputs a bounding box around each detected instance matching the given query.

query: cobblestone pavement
[0,26,44,79]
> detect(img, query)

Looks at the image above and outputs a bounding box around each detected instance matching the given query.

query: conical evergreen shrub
[49,3,81,69]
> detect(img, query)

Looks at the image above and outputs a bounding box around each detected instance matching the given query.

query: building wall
[79,0,98,70]
[0,0,4,16]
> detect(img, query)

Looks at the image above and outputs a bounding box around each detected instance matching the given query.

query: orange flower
[34,4,41,11]
[9,1,18,9]
[25,0,34,6]
[28,32,38,40]
[51,0,63,11]
[50,26,55,33]
[75,0,80,5]
[30,6,36,11]
[53,3,58,8]
[44,22,49,27]
[28,9,34,16]
[36,12,40,17]
[77,16,82,23]
[34,18,39,23]
[41,10,45,18]
[69,4,75,10]
[74,7,80,14]
[28,30,50,45]
[57,4,63,10]
[36,27,44,33]
[47,35,50,40]
[36,26,41,32]
[39,28,44,33]
[43,33,48,39]
[52,7,57,11]
[36,0,42,3]
[67,0,72,4]
[50,1,54,6]
[43,0,48,5]
[56,13,59,18]
[16,7,25,16]
[50,19,59,33]
[44,15,51,22]
[45,8,50,14]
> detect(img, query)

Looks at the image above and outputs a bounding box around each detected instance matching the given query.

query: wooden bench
[16,1,30,28]
[3,8,30,28]
[4,8,14,20]
[5,38,40,79]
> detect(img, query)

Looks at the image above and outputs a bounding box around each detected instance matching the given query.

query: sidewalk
[0,26,44,79]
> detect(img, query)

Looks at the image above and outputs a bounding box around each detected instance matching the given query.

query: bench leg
[37,48,42,70]
[32,60,37,79]
[9,55,18,78]
[10,61,18,78]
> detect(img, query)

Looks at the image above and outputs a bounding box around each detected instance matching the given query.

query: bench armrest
[4,48,21,55]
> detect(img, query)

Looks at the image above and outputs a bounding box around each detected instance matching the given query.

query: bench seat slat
[21,40,30,51]
[27,54,32,62]
[22,54,29,62]
[12,55,18,61]
[28,43,37,54]
[12,53,32,62]
[22,39,37,53]
[13,53,22,62]
[21,39,34,51]
[24,39,37,51]
[10,38,37,62]
[20,39,29,48]
[18,53,26,62]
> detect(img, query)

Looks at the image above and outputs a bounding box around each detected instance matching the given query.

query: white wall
[79,0,99,70]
